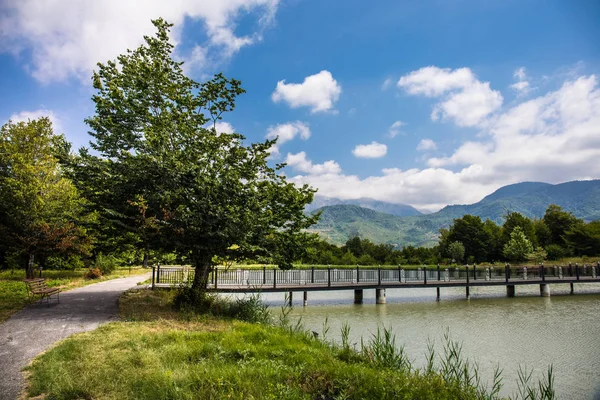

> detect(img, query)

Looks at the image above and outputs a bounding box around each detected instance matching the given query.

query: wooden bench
[24,278,60,305]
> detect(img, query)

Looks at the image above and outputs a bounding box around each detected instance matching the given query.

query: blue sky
[1,0,599,211]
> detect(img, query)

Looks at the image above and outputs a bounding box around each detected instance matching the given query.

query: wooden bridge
[151,263,600,304]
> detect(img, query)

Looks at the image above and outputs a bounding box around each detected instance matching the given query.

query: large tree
[73,19,317,291]
[0,118,89,278]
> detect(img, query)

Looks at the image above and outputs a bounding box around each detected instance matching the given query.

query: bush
[84,268,102,280]
[545,244,567,261]
[94,253,118,275]
[45,255,84,271]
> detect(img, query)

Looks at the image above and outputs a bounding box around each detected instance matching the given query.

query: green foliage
[502,212,536,246]
[74,19,317,290]
[446,241,465,263]
[0,118,90,277]
[503,227,534,262]
[544,244,567,261]
[543,205,581,247]
[445,215,492,263]
[526,247,547,264]
[45,255,85,270]
[93,253,119,275]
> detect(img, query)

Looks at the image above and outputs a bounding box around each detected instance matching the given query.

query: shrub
[545,244,566,261]
[84,268,102,279]
[45,255,84,271]
[94,253,118,275]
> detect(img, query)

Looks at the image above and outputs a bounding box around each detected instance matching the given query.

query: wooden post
[541,263,545,282]
[357,264,360,283]
[465,265,470,299]
[466,265,470,284]
[354,289,363,304]
[327,266,331,287]
[303,291,308,306]
[378,266,381,286]
[156,263,161,284]
[473,264,477,281]
[423,265,427,284]
[398,264,401,282]
[214,267,218,289]
[575,263,580,281]
[151,266,155,289]
[273,268,277,288]
[568,263,573,277]
[570,282,574,295]
[436,286,440,301]
[288,292,293,306]
[263,265,266,284]
[437,264,441,281]
[311,265,315,284]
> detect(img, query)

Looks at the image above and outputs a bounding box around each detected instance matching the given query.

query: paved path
[0,274,150,400]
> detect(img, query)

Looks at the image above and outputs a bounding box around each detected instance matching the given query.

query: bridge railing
[152,262,600,288]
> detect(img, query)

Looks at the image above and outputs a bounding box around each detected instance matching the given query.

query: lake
[254,283,600,399]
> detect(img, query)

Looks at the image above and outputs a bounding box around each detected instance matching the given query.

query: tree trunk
[191,251,212,292]
[142,251,149,268]
[26,253,35,279]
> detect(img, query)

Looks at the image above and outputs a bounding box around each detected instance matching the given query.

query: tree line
[293,206,600,266]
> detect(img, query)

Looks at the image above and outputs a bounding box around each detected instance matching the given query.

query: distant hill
[306,196,421,217]
[309,180,600,246]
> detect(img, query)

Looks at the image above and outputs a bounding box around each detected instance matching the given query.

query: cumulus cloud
[352,142,387,158]
[213,121,235,134]
[9,109,62,132]
[417,139,437,151]
[398,66,503,127]
[388,120,405,138]
[286,73,600,212]
[510,67,532,95]
[0,0,279,83]
[271,70,341,113]
[285,152,341,175]
[265,121,310,156]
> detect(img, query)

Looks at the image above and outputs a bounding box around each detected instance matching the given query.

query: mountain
[306,195,421,217]
[309,180,600,246]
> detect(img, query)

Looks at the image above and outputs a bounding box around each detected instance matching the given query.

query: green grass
[0,267,149,323]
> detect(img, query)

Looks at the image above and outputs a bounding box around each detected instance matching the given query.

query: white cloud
[0,0,279,83]
[214,121,234,134]
[398,66,503,127]
[388,120,405,138]
[381,78,393,91]
[286,73,600,212]
[285,151,341,175]
[510,67,532,95]
[271,70,341,113]
[9,109,62,132]
[352,142,387,158]
[265,121,310,156]
[417,139,437,151]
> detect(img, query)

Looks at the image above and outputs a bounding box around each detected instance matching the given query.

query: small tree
[0,118,90,278]
[503,227,533,262]
[446,241,465,263]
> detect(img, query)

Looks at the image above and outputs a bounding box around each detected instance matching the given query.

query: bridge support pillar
[570,283,574,295]
[540,284,550,297]
[436,287,440,301]
[354,289,363,304]
[303,291,308,307]
[287,292,293,306]
[506,285,515,297]
[376,288,386,304]
[465,286,470,299]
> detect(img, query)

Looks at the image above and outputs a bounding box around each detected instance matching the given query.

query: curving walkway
[0,273,150,400]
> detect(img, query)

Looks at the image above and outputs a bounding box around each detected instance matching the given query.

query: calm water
[253,283,600,399]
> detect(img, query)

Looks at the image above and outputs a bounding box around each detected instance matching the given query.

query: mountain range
[308,180,600,247]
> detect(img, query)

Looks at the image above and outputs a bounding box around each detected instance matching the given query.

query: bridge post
[214,267,218,289]
[311,265,315,284]
[287,292,293,306]
[357,264,360,283]
[378,266,381,286]
[465,265,470,299]
[541,263,545,282]
[398,264,401,282]
[540,284,550,297]
[376,288,386,304]
[354,289,363,304]
[466,265,470,284]
[328,266,331,287]
[570,282,574,295]
[437,264,441,281]
[436,287,440,301]
[507,285,515,297]
[303,291,308,306]
[558,266,563,279]
[473,264,477,281]
[568,263,573,277]
[575,263,580,280]
[273,268,277,288]
[151,266,156,289]
[263,265,266,284]
[156,263,161,284]
[423,265,427,284]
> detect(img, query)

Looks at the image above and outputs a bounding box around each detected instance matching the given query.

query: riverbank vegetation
[24,288,555,399]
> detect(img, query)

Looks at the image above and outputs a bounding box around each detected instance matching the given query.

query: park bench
[24,278,60,305]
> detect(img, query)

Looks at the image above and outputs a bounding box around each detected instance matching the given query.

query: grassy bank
[24,289,481,400]
[0,267,148,323]
[24,288,555,400]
